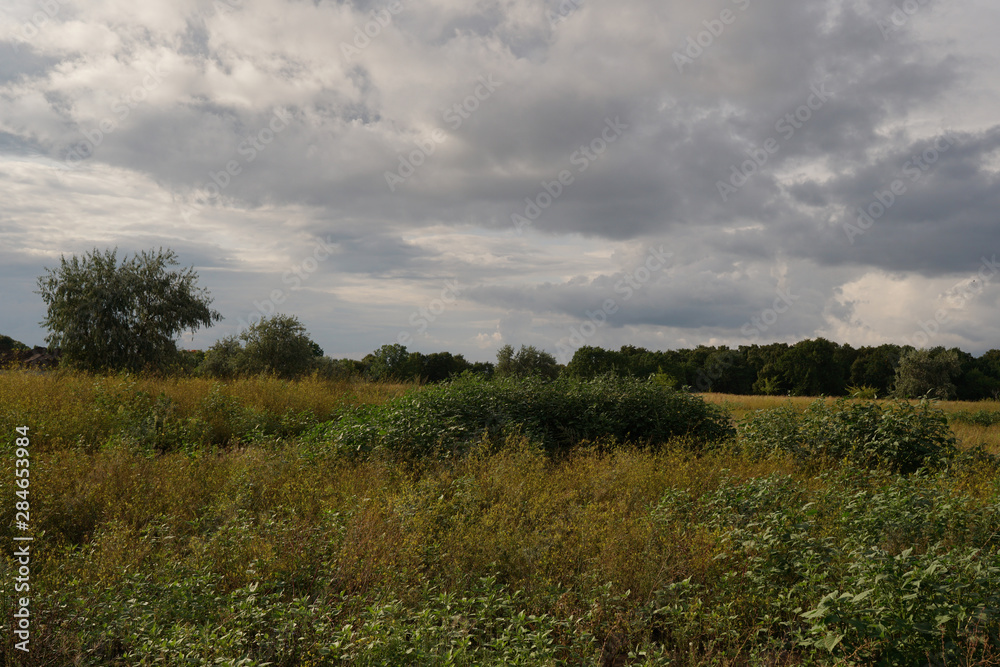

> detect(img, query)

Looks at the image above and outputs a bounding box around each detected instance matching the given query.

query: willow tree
[36,248,221,373]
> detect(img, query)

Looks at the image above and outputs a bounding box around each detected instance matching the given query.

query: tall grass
[0,370,410,452]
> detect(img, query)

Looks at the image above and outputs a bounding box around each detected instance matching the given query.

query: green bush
[311,374,735,458]
[738,398,957,473]
[950,409,1000,427]
[646,471,1000,665]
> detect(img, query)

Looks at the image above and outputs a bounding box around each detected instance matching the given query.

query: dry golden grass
[0,369,413,450]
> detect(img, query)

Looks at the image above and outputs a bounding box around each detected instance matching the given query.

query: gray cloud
[1,0,999,360]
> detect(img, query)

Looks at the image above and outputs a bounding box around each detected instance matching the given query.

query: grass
[1,373,1000,665]
[0,369,410,452]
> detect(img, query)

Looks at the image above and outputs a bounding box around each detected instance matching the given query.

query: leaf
[851,589,874,603]
[820,632,844,652]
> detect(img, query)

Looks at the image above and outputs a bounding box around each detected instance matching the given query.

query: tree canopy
[495,344,559,380]
[36,248,221,372]
[201,314,323,380]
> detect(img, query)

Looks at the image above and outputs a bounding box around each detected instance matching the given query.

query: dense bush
[649,470,1000,665]
[738,398,957,473]
[310,374,735,458]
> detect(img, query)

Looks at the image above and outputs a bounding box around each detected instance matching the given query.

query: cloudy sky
[2,0,999,363]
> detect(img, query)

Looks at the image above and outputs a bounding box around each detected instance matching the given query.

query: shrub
[312,374,735,458]
[738,398,957,473]
[846,384,879,399]
[797,545,1000,663]
[950,409,1000,427]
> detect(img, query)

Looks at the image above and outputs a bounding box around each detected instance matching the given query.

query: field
[2,371,1000,666]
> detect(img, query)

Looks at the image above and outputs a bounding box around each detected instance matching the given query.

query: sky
[1,0,999,363]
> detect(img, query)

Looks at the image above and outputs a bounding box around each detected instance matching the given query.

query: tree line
[19,247,1000,399]
[303,339,999,401]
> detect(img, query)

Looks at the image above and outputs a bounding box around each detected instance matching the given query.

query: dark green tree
[0,335,29,355]
[495,344,558,380]
[421,351,473,382]
[200,335,243,379]
[745,343,790,395]
[698,348,755,394]
[199,315,322,380]
[564,346,622,379]
[849,344,901,394]
[36,248,221,373]
[364,343,414,381]
[775,338,845,396]
[238,314,321,379]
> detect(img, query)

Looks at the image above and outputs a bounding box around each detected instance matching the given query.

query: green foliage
[738,398,957,473]
[849,345,901,396]
[893,347,963,400]
[238,314,320,379]
[563,345,622,378]
[753,374,783,396]
[365,343,410,381]
[646,471,1000,665]
[0,334,30,354]
[201,334,243,379]
[698,348,756,394]
[846,384,879,399]
[313,355,359,381]
[775,337,846,396]
[200,315,323,380]
[315,374,735,458]
[36,247,221,373]
[951,409,1000,427]
[3,419,1000,665]
[495,344,559,380]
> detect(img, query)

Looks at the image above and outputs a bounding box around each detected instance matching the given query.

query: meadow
[1,370,999,666]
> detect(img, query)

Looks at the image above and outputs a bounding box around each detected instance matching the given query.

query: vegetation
[892,347,963,399]
[0,335,29,355]
[7,242,1000,663]
[202,314,324,380]
[2,368,1000,664]
[309,374,734,459]
[35,248,221,373]
[495,344,559,380]
[0,370,409,453]
[738,397,957,473]
[564,341,1000,401]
